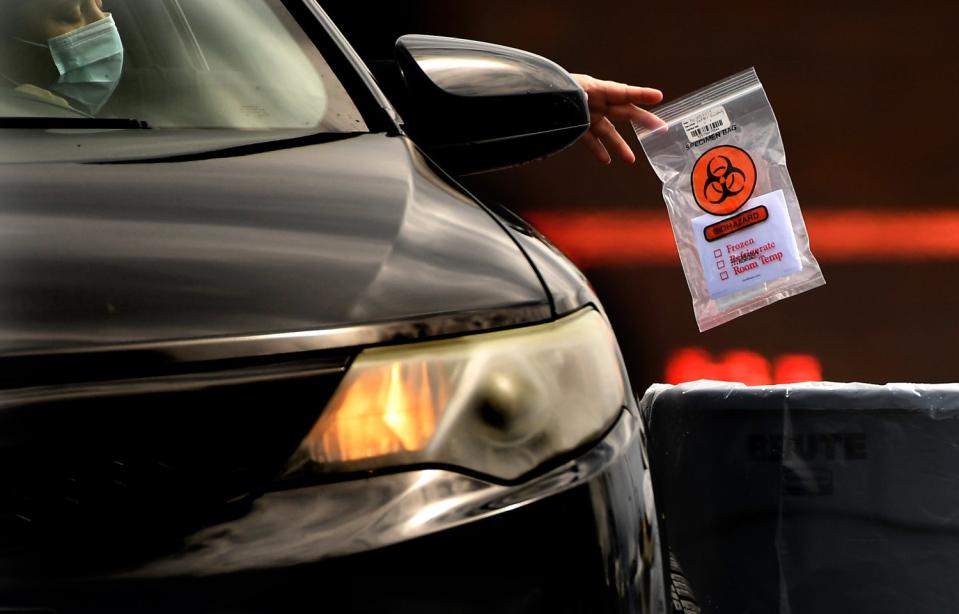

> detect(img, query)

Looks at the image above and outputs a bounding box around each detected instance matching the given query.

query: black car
[0,1,669,612]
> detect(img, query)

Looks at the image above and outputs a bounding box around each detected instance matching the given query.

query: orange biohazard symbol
[691,145,757,216]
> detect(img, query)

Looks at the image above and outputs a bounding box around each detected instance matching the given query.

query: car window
[0,0,368,132]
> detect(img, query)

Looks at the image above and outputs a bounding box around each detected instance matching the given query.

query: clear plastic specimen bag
[635,68,824,331]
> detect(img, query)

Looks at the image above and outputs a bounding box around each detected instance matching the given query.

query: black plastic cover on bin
[641,382,959,614]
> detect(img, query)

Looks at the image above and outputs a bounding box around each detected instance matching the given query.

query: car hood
[0,133,549,355]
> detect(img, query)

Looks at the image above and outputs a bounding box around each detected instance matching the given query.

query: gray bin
[642,382,959,614]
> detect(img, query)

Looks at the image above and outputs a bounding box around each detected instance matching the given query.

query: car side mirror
[394,35,589,175]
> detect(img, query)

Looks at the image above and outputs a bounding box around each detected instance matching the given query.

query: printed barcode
[689,120,725,139]
[683,106,731,144]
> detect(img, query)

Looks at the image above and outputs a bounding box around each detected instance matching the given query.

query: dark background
[323,1,959,390]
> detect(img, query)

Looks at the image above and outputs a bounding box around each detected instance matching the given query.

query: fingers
[603,104,667,129]
[571,74,665,165]
[575,74,663,109]
[591,78,663,107]
[627,84,664,106]
[602,104,643,122]
[632,107,667,131]
[580,131,612,165]
[615,82,664,107]
[591,113,635,164]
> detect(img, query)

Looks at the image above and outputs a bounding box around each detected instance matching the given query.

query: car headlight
[286,309,625,481]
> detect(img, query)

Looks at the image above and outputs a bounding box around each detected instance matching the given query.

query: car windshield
[0,0,367,132]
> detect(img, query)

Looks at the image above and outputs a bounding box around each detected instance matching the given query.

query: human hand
[571,74,665,165]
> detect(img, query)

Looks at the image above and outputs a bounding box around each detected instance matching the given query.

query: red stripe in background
[525,209,959,267]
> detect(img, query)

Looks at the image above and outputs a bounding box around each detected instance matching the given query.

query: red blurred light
[663,347,713,384]
[526,209,959,267]
[665,347,822,385]
[774,354,823,384]
[721,350,773,386]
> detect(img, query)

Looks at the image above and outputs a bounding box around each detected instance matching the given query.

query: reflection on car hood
[0,134,548,354]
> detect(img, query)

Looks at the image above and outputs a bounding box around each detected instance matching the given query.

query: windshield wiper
[0,117,150,129]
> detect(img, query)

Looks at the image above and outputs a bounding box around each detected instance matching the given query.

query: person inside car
[0,0,123,115]
[0,0,659,165]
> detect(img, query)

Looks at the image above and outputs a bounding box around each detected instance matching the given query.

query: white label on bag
[692,190,802,298]
[681,106,730,143]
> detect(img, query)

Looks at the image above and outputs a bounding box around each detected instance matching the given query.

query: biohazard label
[691,145,757,216]
[692,190,802,298]
[704,205,768,242]
[681,106,731,143]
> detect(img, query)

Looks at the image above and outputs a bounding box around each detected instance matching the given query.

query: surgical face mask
[15,14,124,115]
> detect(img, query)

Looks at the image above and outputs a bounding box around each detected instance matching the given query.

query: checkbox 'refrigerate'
[713,249,723,258]
[716,260,726,270]
[720,271,729,281]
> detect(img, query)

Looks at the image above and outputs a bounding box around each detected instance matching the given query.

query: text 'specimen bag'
[635,68,824,331]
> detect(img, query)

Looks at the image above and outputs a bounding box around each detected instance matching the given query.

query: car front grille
[0,354,347,562]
